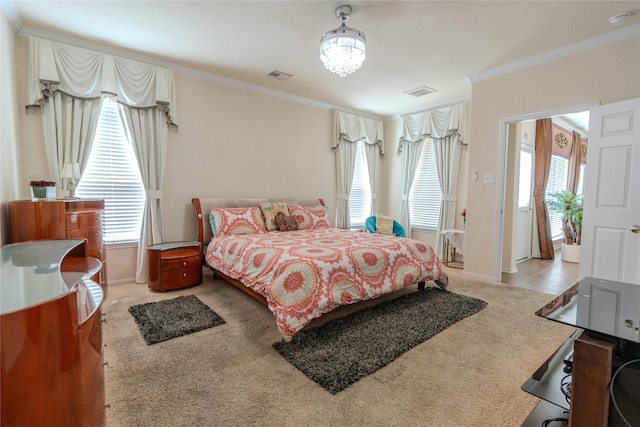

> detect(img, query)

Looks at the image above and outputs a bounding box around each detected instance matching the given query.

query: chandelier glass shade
[320,5,366,77]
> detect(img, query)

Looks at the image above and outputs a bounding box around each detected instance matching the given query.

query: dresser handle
[183,261,187,267]
[183,272,187,278]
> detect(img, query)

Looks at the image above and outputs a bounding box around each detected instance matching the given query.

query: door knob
[632,225,640,234]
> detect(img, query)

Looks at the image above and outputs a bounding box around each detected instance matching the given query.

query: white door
[580,98,640,284]
[515,145,534,261]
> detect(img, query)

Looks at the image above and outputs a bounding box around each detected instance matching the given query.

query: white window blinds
[409,139,442,230]
[76,97,145,243]
[348,141,372,228]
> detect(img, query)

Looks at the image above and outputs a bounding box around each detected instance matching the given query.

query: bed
[192,197,448,339]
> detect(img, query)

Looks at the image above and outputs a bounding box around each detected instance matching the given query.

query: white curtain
[334,141,358,228]
[333,111,383,228]
[28,36,177,283]
[363,143,379,216]
[41,91,103,188]
[433,132,462,255]
[398,138,424,237]
[119,106,168,283]
[398,103,469,240]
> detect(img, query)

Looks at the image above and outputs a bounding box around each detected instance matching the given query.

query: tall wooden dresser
[9,199,107,287]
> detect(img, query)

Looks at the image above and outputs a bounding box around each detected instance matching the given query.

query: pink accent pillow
[288,205,331,230]
[209,207,267,237]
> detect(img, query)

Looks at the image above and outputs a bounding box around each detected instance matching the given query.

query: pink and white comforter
[205,228,448,338]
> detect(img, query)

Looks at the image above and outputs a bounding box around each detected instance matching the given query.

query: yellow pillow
[376,214,394,235]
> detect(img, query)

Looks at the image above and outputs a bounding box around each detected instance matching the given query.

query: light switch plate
[483,173,495,184]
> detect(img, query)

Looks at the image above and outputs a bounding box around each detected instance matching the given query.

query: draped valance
[333,110,384,155]
[397,103,468,151]
[27,37,178,126]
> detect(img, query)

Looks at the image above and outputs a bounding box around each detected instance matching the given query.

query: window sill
[106,241,138,250]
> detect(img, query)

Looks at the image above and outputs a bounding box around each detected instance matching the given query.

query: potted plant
[545,189,583,262]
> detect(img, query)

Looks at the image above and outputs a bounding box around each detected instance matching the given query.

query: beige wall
[466,36,640,281]
[12,35,337,283]
[0,9,21,245]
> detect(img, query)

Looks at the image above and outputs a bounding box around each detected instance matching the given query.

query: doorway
[497,104,594,288]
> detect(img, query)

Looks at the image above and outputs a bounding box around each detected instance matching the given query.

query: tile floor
[501,256,580,296]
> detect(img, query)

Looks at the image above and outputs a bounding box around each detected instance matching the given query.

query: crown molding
[0,0,23,32]
[467,23,640,84]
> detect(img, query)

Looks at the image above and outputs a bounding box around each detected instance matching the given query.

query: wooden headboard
[191,198,325,251]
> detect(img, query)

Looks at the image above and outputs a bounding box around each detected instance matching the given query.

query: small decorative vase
[31,185,56,200]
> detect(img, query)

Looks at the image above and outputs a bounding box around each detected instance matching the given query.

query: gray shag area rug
[273,287,487,394]
[129,295,225,345]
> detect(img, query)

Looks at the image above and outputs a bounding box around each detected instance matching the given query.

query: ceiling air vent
[404,86,437,97]
[266,70,293,81]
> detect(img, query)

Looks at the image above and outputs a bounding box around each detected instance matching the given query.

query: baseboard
[502,266,518,274]
[107,277,138,286]
[461,270,495,282]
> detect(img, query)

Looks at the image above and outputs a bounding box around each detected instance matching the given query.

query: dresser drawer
[161,253,201,272]
[161,268,202,290]
[67,228,102,250]
[66,211,102,231]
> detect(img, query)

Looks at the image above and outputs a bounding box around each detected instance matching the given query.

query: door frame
[494,102,598,283]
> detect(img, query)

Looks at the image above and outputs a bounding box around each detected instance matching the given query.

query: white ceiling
[4,1,640,119]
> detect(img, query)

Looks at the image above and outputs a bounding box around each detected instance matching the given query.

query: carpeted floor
[102,268,574,427]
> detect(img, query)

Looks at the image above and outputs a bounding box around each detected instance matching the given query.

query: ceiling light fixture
[320,5,366,77]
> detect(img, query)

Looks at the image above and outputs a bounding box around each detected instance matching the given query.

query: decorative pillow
[275,212,298,231]
[260,202,289,231]
[376,214,394,235]
[288,205,331,230]
[209,207,267,237]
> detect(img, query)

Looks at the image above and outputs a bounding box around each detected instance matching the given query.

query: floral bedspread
[205,228,448,338]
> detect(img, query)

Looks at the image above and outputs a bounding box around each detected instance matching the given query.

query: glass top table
[523,276,640,411]
[536,276,640,343]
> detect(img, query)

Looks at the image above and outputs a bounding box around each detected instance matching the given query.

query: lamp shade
[61,162,81,179]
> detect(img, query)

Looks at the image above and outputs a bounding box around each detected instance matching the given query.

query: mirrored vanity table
[1,240,105,427]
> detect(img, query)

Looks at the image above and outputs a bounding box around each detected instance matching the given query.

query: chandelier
[320,5,366,77]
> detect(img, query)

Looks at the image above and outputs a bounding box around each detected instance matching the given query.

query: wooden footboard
[210,268,268,306]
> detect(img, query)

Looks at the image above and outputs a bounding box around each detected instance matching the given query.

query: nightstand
[147,241,202,292]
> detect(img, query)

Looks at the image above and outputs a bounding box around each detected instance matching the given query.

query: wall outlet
[483,173,495,184]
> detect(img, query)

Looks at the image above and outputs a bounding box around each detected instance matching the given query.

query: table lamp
[61,162,81,199]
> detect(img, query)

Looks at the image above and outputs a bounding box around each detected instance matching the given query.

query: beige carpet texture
[102,268,574,427]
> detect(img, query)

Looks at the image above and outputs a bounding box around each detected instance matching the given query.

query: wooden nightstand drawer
[161,253,201,272]
[160,268,202,290]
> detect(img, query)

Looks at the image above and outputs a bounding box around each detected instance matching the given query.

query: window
[76,97,145,243]
[518,149,533,208]
[348,141,372,228]
[409,139,442,230]
[545,154,569,240]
